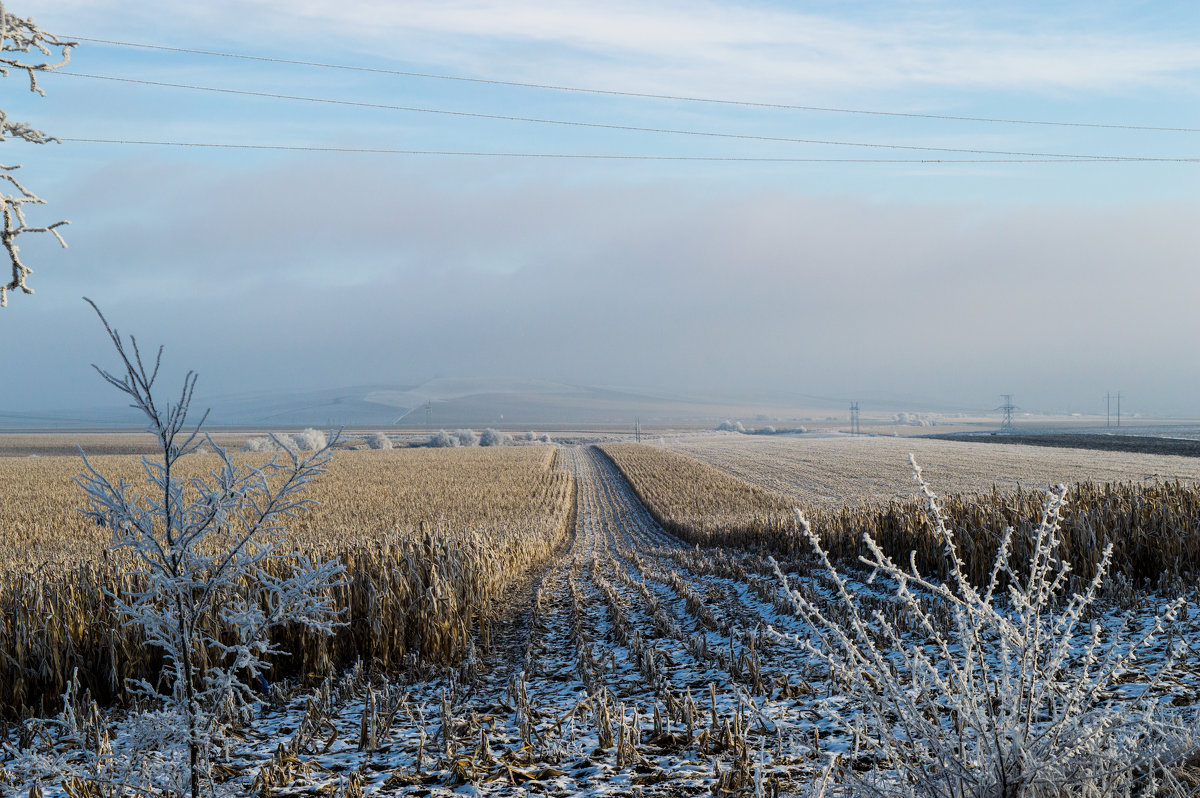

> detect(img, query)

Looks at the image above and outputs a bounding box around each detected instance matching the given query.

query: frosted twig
[0,2,74,306]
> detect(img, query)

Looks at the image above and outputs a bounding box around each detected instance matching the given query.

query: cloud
[7,153,1197,414]
[32,1,1200,98]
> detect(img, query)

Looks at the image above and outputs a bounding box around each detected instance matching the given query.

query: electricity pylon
[995,394,1018,433]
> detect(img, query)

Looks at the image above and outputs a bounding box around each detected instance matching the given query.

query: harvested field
[0,444,573,719]
[0,432,253,457]
[669,432,1200,508]
[936,432,1200,458]
[601,441,1200,590]
[7,445,1199,796]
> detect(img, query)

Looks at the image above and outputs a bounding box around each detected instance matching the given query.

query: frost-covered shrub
[520,431,537,442]
[894,412,937,427]
[22,302,347,798]
[453,429,479,447]
[479,428,512,447]
[243,428,328,453]
[243,435,280,453]
[366,432,392,450]
[775,456,1198,797]
[716,419,745,432]
[539,434,552,444]
[290,428,327,451]
[429,429,457,448]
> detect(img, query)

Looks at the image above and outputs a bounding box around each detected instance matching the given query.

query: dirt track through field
[228,445,862,796]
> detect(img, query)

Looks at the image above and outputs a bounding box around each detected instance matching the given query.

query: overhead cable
[64,35,1200,134]
[57,138,1199,162]
[53,71,1197,162]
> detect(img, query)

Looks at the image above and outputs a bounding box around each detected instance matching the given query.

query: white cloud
[32,1,1200,98]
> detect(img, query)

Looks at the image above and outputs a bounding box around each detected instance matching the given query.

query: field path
[236,445,856,795]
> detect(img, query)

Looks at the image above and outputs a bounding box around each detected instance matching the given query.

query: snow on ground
[5,446,1199,795]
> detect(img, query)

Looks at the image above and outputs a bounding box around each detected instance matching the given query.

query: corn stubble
[600,442,1200,591]
[0,446,574,719]
[673,433,1200,508]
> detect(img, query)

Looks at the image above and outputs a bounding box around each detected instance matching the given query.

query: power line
[54,71,1196,162]
[56,138,1192,163]
[995,394,1018,434]
[64,35,1200,134]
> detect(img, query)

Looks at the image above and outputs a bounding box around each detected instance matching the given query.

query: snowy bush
[480,428,512,447]
[22,302,348,798]
[774,456,1198,797]
[429,429,457,447]
[242,429,328,453]
[243,435,280,452]
[290,427,327,451]
[453,428,479,447]
[366,432,393,450]
[717,419,746,432]
[539,433,552,444]
[894,412,934,427]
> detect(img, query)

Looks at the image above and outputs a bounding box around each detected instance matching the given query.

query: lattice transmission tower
[995,394,1018,433]
[849,402,861,436]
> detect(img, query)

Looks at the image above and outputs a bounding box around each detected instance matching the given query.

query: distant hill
[0,378,831,430]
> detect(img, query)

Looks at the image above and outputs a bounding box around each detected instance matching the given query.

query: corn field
[4,441,1200,796]
[670,433,1200,508]
[0,446,574,720]
[601,442,1200,591]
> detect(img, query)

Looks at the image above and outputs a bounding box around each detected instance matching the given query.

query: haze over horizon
[2,1,1197,419]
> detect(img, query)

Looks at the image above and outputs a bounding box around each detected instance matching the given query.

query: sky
[1,1,1198,419]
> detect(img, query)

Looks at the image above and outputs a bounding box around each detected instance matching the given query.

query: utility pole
[425,400,432,432]
[1106,392,1111,428]
[635,417,641,443]
[1117,392,1121,428]
[849,402,861,436]
[995,394,1018,433]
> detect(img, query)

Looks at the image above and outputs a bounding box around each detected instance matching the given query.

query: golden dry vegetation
[0,432,255,458]
[598,443,794,545]
[670,433,1200,508]
[600,442,1200,595]
[0,444,573,718]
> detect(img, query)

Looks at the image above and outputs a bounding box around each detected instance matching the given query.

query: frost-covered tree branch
[0,1,74,307]
[16,300,349,798]
[773,455,1198,797]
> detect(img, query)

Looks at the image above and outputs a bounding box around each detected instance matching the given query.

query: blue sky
[2,1,1198,417]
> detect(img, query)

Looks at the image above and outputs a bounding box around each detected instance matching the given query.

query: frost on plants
[774,455,1198,797]
[480,428,512,447]
[0,2,73,307]
[366,431,393,449]
[454,428,480,447]
[429,428,457,447]
[14,300,348,797]
[243,428,330,453]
